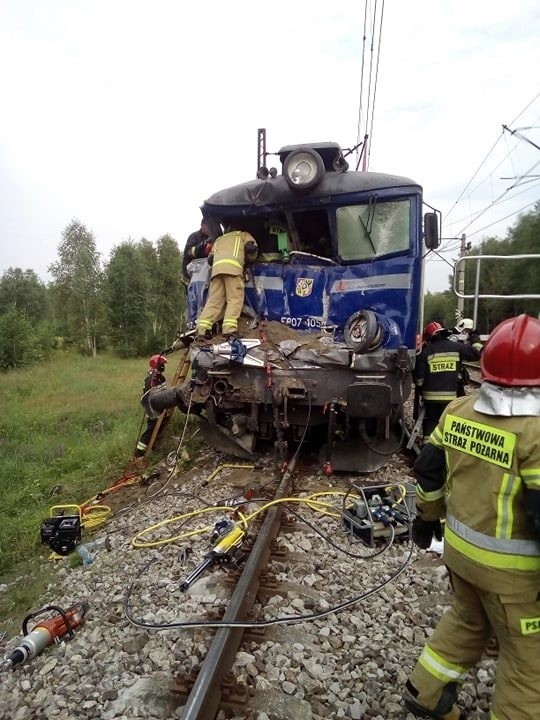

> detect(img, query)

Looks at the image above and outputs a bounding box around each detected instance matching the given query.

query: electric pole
[457,233,468,318]
[256,128,266,177]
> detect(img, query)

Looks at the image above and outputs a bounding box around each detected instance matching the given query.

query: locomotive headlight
[290,157,314,184]
[283,148,325,191]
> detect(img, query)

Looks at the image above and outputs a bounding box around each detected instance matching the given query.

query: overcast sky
[1,0,539,293]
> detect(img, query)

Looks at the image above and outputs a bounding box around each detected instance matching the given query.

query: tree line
[0,220,186,369]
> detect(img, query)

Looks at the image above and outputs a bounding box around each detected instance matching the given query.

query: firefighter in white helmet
[454,317,474,334]
[449,318,483,394]
[451,317,483,352]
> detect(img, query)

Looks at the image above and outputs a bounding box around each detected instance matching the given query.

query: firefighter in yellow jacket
[404,314,540,720]
[196,227,258,339]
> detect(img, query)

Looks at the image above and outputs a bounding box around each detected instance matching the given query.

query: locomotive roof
[203,171,421,210]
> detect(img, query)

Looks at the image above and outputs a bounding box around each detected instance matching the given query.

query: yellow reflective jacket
[415,394,540,594]
[209,231,258,278]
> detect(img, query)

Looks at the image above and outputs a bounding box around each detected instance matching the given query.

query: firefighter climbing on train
[196,225,258,340]
[414,321,480,437]
[404,314,540,720]
[134,354,168,462]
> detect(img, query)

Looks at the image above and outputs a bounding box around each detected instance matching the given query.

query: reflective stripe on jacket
[414,337,480,403]
[415,394,540,594]
[209,231,258,278]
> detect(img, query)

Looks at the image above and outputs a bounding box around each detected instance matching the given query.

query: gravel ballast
[0,453,496,719]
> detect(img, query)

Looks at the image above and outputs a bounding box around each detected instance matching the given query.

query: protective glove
[207,253,214,267]
[203,241,213,256]
[412,517,442,550]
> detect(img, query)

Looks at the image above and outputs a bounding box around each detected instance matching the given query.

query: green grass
[0,350,144,533]
[0,349,190,578]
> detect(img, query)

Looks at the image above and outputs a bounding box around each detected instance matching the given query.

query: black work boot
[403,681,467,719]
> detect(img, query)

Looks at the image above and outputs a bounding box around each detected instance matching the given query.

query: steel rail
[179,469,294,720]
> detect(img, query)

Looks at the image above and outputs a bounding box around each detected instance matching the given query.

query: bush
[0,309,45,369]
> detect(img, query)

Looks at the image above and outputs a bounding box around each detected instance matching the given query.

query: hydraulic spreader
[179,519,245,592]
[1,602,88,670]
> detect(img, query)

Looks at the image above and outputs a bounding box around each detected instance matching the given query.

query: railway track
[174,468,294,719]
[2,422,496,720]
[119,446,417,719]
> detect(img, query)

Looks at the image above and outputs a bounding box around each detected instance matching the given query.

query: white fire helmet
[456,318,474,333]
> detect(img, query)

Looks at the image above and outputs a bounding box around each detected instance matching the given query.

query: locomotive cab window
[292,210,332,258]
[336,198,410,262]
[257,215,289,261]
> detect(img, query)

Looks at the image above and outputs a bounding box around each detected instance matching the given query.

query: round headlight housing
[344,311,383,353]
[283,148,325,191]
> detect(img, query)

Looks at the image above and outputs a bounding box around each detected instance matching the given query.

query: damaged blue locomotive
[180,140,440,472]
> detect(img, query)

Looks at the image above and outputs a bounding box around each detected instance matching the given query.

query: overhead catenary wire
[427,196,538,260]
[443,178,540,230]
[455,158,540,237]
[434,196,538,261]
[366,0,385,169]
[503,123,540,153]
[355,0,369,161]
[442,132,504,224]
[427,196,539,265]
[465,199,540,240]
[355,0,385,171]
[452,127,531,212]
[444,92,540,224]
[440,159,540,253]
[440,93,540,249]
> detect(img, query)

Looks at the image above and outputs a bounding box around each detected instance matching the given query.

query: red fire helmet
[481,314,540,387]
[149,354,167,370]
[423,321,443,341]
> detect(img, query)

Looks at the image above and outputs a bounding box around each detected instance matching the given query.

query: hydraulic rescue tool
[179,520,246,592]
[406,405,426,450]
[1,602,88,670]
[342,483,413,546]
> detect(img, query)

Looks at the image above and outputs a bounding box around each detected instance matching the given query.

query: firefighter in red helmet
[404,314,540,720]
[134,354,168,460]
[413,321,480,437]
[423,320,443,341]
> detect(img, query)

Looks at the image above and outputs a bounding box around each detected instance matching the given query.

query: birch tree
[48,220,105,356]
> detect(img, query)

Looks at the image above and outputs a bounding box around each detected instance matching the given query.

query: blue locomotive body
[183,142,439,472]
[190,252,420,349]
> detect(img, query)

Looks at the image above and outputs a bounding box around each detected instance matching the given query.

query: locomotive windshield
[336,198,410,261]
